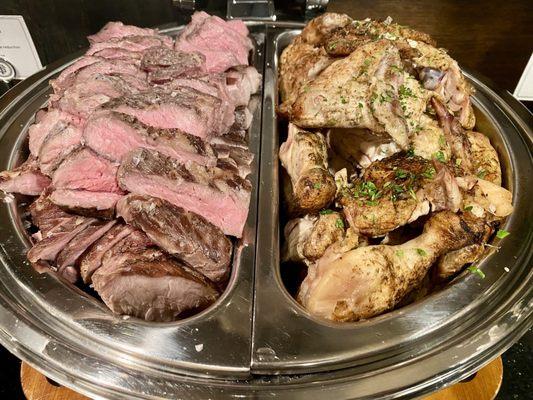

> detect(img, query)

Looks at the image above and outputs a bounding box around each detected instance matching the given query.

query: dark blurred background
[0,0,530,398]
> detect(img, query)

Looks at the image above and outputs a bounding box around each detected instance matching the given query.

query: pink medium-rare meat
[86,35,172,57]
[91,232,219,322]
[101,87,224,138]
[0,156,51,196]
[175,11,253,73]
[118,148,251,237]
[226,19,249,37]
[55,220,116,283]
[51,57,146,96]
[88,21,158,44]
[28,109,82,157]
[163,74,236,132]
[49,189,123,219]
[52,148,122,193]
[140,46,206,83]
[117,194,232,283]
[53,73,149,119]
[84,111,217,166]
[38,123,83,176]
[79,224,135,283]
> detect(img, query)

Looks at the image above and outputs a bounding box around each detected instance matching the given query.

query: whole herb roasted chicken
[278,13,513,322]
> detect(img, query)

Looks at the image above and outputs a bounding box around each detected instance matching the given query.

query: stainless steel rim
[0,22,530,400]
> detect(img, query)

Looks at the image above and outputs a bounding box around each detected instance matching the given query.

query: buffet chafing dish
[0,21,531,399]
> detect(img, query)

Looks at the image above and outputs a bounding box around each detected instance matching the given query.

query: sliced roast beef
[226,66,261,106]
[52,148,122,193]
[55,220,116,283]
[141,46,206,83]
[30,192,77,236]
[117,194,232,282]
[51,57,146,96]
[175,11,252,73]
[27,217,95,267]
[118,148,251,237]
[38,123,83,176]
[49,189,123,219]
[83,111,216,166]
[88,21,158,44]
[87,35,172,57]
[101,87,224,138]
[79,224,134,283]
[92,235,219,322]
[91,47,144,61]
[28,109,82,157]
[54,73,149,119]
[162,74,236,131]
[0,157,51,196]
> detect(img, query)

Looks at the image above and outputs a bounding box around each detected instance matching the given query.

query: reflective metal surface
[0,21,530,400]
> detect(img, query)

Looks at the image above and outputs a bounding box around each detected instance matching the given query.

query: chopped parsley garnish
[395,169,408,179]
[416,248,427,256]
[408,188,417,200]
[455,158,462,167]
[477,169,487,179]
[319,209,334,215]
[406,148,415,157]
[468,265,486,279]
[396,250,404,258]
[434,151,446,163]
[335,219,345,229]
[390,65,403,72]
[340,96,348,104]
[439,135,447,147]
[328,42,338,50]
[464,205,474,211]
[358,102,364,109]
[398,84,416,99]
[313,182,322,189]
[496,229,510,239]
[379,90,394,103]
[421,166,436,179]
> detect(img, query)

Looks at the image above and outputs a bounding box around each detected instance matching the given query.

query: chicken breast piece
[291,40,430,149]
[300,12,353,46]
[279,124,336,214]
[340,153,461,237]
[322,17,436,57]
[298,211,489,321]
[278,37,334,116]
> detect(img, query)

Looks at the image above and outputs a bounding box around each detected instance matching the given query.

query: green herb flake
[395,250,404,258]
[335,219,345,229]
[340,96,348,104]
[416,248,427,257]
[477,169,487,179]
[496,229,510,239]
[467,265,486,279]
[408,188,417,200]
[319,209,334,215]
[421,166,436,179]
[438,135,447,147]
[455,158,462,167]
[313,182,322,189]
[464,205,474,211]
[398,85,416,99]
[395,169,408,179]
[358,102,364,109]
[434,151,446,163]
[406,148,415,157]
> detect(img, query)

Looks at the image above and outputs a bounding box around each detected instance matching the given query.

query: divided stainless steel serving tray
[0,20,531,400]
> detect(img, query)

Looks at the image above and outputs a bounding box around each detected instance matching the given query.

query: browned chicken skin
[279,124,336,215]
[298,211,489,321]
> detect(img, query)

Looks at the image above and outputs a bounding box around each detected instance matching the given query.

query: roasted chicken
[298,211,489,321]
[278,13,513,323]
